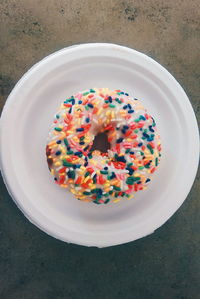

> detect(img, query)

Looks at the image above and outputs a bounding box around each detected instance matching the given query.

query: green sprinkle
[80,136,85,141]
[134,118,140,123]
[144,129,148,133]
[56,114,60,119]
[144,163,150,169]
[109,190,113,195]
[100,170,108,175]
[83,92,89,96]
[113,186,121,191]
[104,198,110,204]
[147,144,154,154]
[115,192,118,198]
[62,160,73,167]
[105,100,109,103]
[103,193,109,197]
[67,150,73,155]
[140,151,144,156]
[155,157,158,166]
[125,149,131,154]
[139,166,144,170]
[67,170,75,179]
[64,138,69,146]
[91,189,98,194]
[109,104,116,108]
[85,171,90,177]
[54,127,62,131]
[134,129,139,133]
[83,191,91,195]
[126,176,140,185]
[85,105,89,110]
[115,98,122,104]
[127,162,133,167]
[93,200,101,205]
[90,89,95,93]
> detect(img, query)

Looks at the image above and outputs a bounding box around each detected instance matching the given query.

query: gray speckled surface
[0,1,199,298]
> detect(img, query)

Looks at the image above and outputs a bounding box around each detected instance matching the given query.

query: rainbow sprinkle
[46,88,161,204]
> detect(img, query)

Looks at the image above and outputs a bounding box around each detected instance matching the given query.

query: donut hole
[90,132,110,153]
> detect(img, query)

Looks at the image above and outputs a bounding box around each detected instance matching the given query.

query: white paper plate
[0,43,199,247]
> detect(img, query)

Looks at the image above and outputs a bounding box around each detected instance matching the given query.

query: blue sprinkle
[79,142,85,145]
[149,126,155,132]
[55,151,61,155]
[128,104,132,109]
[116,138,123,143]
[126,167,134,175]
[128,109,134,113]
[108,96,112,102]
[78,100,82,104]
[123,125,129,130]
[123,105,128,109]
[122,129,126,134]
[68,107,72,114]
[125,93,129,96]
[71,98,75,105]
[56,140,61,144]
[134,98,138,100]
[74,151,82,156]
[143,132,149,138]
[104,167,108,170]
[130,151,134,154]
[139,115,146,121]
[84,145,89,151]
[84,162,88,167]
[85,117,90,123]
[76,128,84,132]
[138,143,143,147]
[146,178,151,183]
[88,103,94,108]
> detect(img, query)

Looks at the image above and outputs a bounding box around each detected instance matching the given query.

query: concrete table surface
[0,1,199,298]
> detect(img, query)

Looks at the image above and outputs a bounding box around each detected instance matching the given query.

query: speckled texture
[0,1,199,298]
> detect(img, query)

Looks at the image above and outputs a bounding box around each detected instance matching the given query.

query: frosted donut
[46,88,161,204]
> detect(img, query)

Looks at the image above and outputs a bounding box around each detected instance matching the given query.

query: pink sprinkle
[69,140,76,147]
[115,174,121,180]
[75,93,82,100]
[98,200,105,204]
[123,142,132,149]
[125,189,132,194]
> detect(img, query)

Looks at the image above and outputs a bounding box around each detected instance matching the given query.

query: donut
[46,88,161,204]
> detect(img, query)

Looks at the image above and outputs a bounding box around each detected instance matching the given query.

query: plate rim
[0,43,199,247]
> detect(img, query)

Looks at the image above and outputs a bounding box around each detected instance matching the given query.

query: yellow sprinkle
[135,105,144,110]
[84,176,90,183]
[97,108,103,115]
[48,141,56,147]
[60,184,68,188]
[106,110,110,116]
[51,169,55,175]
[55,162,61,167]
[113,198,120,203]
